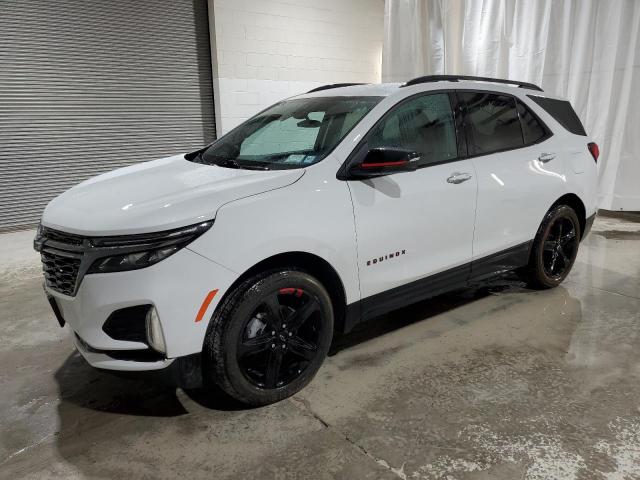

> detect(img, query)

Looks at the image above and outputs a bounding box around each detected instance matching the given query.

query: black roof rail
[401,75,543,92]
[307,83,366,93]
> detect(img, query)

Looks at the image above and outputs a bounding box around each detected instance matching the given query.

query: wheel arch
[212,251,349,336]
[550,193,587,239]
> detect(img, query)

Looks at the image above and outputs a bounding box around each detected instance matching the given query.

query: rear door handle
[538,153,556,163]
[447,172,472,184]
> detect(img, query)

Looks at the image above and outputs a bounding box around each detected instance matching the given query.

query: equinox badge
[366,250,406,266]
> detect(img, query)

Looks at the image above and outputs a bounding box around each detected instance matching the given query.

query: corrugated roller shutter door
[0,0,216,231]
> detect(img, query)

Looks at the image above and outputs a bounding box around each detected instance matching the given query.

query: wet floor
[1,216,639,479]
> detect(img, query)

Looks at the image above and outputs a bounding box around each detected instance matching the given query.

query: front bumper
[46,247,237,370]
[75,333,204,388]
[73,332,174,371]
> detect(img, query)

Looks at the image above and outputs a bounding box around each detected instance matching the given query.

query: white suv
[35,75,598,405]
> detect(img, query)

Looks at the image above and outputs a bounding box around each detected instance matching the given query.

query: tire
[203,269,334,406]
[526,205,581,289]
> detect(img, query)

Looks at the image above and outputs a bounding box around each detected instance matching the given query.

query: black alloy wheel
[527,204,581,289]
[542,215,579,280]
[203,269,334,406]
[238,287,323,389]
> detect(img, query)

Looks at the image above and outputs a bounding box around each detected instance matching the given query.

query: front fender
[187,170,360,304]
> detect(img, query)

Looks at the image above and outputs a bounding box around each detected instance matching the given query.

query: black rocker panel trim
[468,241,532,283]
[359,263,470,322]
[343,241,533,332]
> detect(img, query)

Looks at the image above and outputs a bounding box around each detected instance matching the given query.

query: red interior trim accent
[587,142,599,163]
[195,289,219,322]
[362,161,407,168]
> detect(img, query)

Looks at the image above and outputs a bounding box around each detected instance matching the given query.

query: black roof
[402,75,543,92]
[306,83,367,93]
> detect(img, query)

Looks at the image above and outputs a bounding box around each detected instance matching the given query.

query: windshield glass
[191,96,382,170]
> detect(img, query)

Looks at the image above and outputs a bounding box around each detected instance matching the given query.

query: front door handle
[447,172,473,184]
[538,153,556,163]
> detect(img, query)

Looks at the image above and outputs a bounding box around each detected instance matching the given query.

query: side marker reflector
[195,289,219,322]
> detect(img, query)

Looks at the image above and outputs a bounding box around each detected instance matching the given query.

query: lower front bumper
[74,334,203,388]
[73,332,173,371]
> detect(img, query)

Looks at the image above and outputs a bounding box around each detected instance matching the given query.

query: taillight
[588,142,599,163]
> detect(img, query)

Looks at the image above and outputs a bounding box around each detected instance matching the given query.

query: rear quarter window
[516,100,550,144]
[462,92,524,155]
[527,95,587,136]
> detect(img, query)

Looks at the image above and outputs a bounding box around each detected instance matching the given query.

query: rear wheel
[203,269,333,406]
[526,205,581,289]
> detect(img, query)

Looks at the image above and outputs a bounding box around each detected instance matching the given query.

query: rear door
[347,92,477,317]
[461,91,567,276]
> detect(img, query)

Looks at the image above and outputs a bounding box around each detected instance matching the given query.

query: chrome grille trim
[36,228,89,296]
[41,250,82,296]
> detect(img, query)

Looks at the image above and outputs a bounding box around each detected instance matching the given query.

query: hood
[42,155,304,235]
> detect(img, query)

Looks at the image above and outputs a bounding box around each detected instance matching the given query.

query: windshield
[190,96,382,170]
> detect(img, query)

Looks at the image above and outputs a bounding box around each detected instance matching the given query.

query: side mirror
[348,147,420,178]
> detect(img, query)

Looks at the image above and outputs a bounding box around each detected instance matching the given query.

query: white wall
[208,0,384,135]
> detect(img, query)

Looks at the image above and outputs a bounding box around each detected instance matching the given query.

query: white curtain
[383,0,640,211]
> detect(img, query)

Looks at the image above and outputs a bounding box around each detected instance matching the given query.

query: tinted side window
[517,100,548,144]
[367,93,457,167]
[463,93,524,155]
[527,95,586,136]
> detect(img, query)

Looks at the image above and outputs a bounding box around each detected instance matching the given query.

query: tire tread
[203,268,332,406]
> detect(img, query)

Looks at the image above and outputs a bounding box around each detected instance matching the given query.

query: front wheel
[203,269,334,406]
[526,205,581,289]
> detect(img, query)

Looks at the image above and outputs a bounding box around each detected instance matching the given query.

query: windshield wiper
[216,158,242,169]
[242,163,271,171]
[216,158,270,171]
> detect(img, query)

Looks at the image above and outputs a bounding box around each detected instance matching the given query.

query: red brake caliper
[279,288,304,297]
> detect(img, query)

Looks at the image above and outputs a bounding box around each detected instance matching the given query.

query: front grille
[36,227,87,296]
[42,227,84,245]
[41,250,82,296]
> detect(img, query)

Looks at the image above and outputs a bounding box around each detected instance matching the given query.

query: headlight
[33,222,44,251]
[87,220,213,274]
[88,246,181,273]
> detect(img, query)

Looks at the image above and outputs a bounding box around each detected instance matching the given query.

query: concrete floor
[1,216,639,479]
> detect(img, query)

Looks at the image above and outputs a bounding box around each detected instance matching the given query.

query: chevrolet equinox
[35,75,598,405]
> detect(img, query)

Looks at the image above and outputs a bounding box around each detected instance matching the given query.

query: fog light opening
[146,307,166,354]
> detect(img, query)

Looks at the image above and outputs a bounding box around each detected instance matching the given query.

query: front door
[346,92,477,318]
